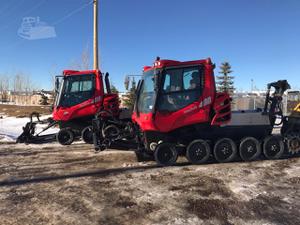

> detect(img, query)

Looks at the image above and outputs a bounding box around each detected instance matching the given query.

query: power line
[52,0,93,26]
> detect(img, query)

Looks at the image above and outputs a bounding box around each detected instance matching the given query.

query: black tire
[213,138,237,163]
[263,135,285,159]
[81,126,93,144]
[154,143,178,166]
[239,137,261,161]
[186,139,210,164]
[56,128,74,145]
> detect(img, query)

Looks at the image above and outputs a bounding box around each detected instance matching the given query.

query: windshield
[136,69,156,113]
[157,66,203,112]
[58,74,95,107]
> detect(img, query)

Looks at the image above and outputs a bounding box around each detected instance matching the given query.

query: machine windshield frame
[136,69,159,114]
[57,74,96,107]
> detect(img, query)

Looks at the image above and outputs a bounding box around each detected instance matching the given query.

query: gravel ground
[0,142,299,225]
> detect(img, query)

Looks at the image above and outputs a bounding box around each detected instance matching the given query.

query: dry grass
[0,104,52,117]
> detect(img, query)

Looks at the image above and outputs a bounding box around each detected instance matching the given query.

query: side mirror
[154,70,160,91]
[55,77,60,93]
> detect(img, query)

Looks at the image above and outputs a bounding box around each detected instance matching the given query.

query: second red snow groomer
[94,57,291,166]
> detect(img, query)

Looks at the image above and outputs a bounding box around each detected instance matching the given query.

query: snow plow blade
[16,112,58,144]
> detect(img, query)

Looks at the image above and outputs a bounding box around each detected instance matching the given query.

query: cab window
[59,74,95,107]
[158,66,203,112]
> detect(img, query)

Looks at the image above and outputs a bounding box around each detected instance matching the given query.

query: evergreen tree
[216,62,235,95]
[123,78,136,110]
[110,84,119,94]
[39,94,49,105]
[124,75,129,91]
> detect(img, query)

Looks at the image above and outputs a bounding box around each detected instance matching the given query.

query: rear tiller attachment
[16,112,58,144]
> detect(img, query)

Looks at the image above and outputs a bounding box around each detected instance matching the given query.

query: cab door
[154,65,210,132]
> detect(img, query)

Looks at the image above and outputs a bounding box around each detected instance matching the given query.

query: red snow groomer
[93,57,298,166]
[17,69,120,145]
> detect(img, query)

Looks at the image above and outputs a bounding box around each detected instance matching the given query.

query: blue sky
[0,0,299,92]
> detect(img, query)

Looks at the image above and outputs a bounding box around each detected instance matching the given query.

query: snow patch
[0,115,59,142]
[0,134,15,142]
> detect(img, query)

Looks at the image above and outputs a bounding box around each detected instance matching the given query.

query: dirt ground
[0,142,299,225]
[0,104,52,117]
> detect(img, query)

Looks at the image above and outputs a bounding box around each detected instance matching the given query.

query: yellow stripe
[294,103,300,112]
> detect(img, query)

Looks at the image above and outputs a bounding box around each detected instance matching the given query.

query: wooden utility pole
[93,0,99,70]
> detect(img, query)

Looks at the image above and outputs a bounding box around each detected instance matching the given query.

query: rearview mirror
[54,75,64,93]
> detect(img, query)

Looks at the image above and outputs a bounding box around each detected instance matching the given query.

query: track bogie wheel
[154,143,178,166]
[56,128,74,145]
[239,137,261,161]
[186,139,210,164]
[102,124,120,139]
[263,135,285,159]
[81,126,93,144]
[286,133,300,154]
[213,138,237,163]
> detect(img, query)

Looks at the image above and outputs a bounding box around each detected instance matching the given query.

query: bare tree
[0,76,4,102]
[81,44,90,70]
[0,74,10,102]
[48,63,60,94]
[12,72,36,94]
[70,44,91,70]
[0,76,3,93]
[24,75,35,94]
[13,73,23,92]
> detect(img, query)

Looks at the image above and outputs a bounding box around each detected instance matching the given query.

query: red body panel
[53,69,119,122]
[132,58,231,133]
[103,93,120,115]
[211,93,231,126]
